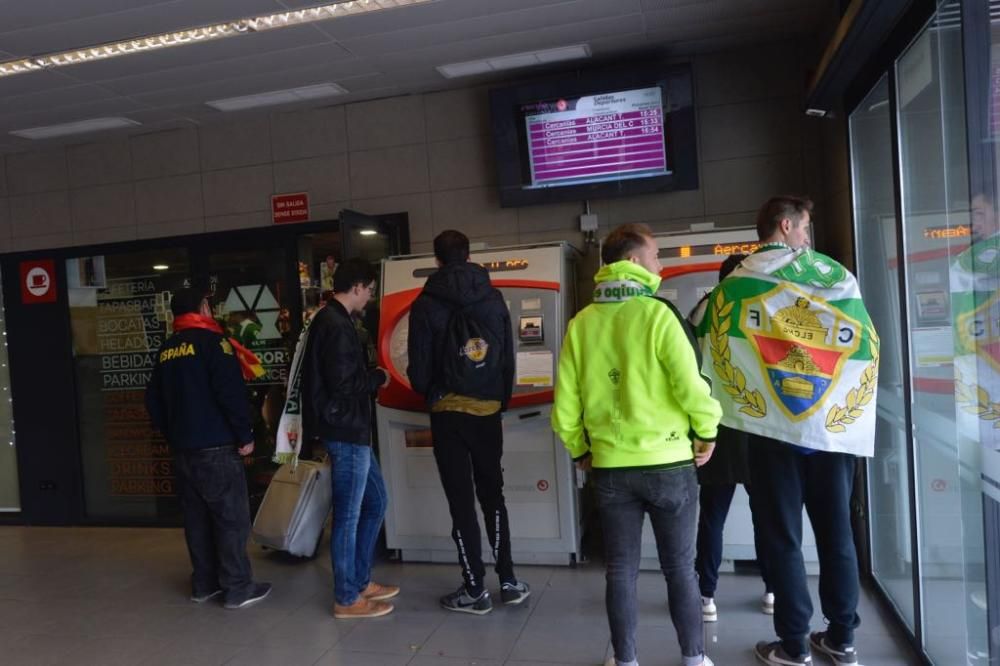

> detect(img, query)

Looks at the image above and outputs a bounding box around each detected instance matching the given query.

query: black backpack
[436,298,503,398]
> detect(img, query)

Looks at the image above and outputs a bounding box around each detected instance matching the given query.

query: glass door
[340,209,409,359]
[68,248,190,521]
[896,13,986,664]
[201,244,297,514]
[339,209,405,263]
[849,75,917,629]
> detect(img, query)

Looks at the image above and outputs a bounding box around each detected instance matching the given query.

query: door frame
[0,212,409,527]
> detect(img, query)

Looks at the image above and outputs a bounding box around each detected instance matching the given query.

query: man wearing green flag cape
[696,196,879,666]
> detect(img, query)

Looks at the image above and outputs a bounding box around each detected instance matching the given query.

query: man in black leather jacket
[407,230,527,615]
[301,258,398,619]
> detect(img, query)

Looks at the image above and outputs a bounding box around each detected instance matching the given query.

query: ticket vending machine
[376,243,581,566]
[640,227,819,570]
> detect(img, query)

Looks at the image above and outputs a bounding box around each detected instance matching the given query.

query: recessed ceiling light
[153,264,170,271]
[436,61,494,79]
[206,83,349,111]
[436,44,591,79]
[10,117,140,139]
[536,45,592,64]
[359,229,378,236]
[486,53,540,70]
[0,0,436,79]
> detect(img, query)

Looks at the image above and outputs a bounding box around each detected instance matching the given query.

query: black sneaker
[440,585,492,615]
[754,640,812,665]
[809,632,858,665]
[190,588,222,603]
[224,582,272,610]
[500,581,530,605]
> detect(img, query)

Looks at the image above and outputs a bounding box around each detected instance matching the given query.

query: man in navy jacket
[146,288,270,610]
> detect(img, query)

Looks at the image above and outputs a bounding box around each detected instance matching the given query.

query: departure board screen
[523,87,669,189]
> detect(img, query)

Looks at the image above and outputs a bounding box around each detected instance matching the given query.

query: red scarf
[173,313,266,381]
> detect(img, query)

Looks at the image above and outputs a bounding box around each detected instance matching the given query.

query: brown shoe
[333,597,394,619]
[362,582,400,601]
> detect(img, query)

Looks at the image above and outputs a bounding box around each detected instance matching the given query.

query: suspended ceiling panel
[0,0,834,151]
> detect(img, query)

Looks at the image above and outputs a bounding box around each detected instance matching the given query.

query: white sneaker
[701,596,717,622]
[604,658,638,666]
[762,592,775,615]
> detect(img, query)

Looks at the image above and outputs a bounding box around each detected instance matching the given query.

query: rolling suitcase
[252,459,332,558]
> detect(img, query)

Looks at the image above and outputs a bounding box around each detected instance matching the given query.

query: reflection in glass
[207,247,292,515]
[849,75,915,628]
[897,15,988,663]
[0,277,18,512]
[68,249,189,520]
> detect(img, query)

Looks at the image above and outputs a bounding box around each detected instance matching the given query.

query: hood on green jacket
[592,261,662,302]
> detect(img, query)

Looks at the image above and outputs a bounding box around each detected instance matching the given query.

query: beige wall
[814,112,855,270]
[0,41,847,261]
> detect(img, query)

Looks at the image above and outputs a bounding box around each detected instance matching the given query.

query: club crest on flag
[956,290,1000,373]
[740,283,862,421]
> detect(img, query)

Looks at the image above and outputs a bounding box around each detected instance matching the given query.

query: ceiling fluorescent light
[293,83,349,100]
[436,44,591,79]
[486,53,540,70]
[536,44,591,64]
[207,83,348,111]
[10,117,140,139]
[0,0,435,79]
[436,61,493,79]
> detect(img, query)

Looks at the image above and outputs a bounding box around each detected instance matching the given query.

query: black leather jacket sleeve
[319,324,371,399]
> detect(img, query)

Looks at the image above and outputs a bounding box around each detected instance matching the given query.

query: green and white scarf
[273,314,315,466]
[695,244,879,457]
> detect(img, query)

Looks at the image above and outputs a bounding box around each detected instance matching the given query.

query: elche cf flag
[695,243,880,457]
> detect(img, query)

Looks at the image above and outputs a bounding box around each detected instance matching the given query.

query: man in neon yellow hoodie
[553,223,721,666]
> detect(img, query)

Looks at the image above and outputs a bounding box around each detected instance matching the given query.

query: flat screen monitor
[490,62,696,207]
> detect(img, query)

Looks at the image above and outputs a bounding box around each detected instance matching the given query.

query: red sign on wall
[20,259,57,304]
[272,192,310,225]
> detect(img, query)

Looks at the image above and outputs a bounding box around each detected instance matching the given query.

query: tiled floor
[0,527,921,665]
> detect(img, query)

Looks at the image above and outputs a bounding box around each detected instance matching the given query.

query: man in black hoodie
[301,258,399,619]
[408,230,528,615]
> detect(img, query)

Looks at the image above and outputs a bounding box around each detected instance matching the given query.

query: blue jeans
[595,465,704,664]
[325,441,387,606]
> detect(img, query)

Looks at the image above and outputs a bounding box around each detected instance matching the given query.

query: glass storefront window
[849,75,916,628]
[206,246,294,513]
[0,278,18,512]
[896,12,988,663]
[68,249,190,520]
[297,233,343,321]
[973,2,1000,662]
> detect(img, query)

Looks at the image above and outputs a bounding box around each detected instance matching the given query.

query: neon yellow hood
[593,260,662,296]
